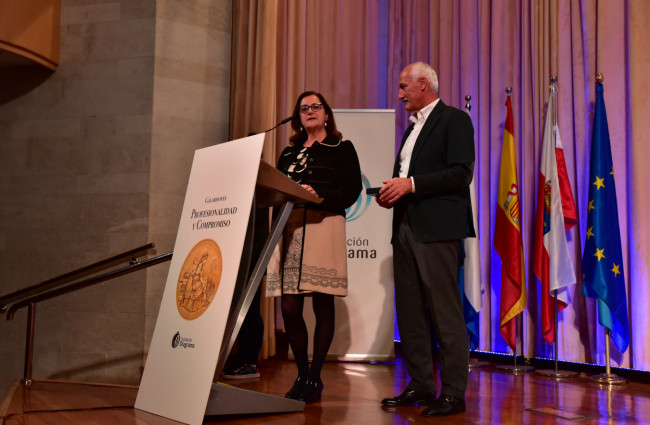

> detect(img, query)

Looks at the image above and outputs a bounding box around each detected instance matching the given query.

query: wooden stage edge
[2,356,650,425]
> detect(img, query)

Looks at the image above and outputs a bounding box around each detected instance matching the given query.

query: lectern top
[256,160,322,208]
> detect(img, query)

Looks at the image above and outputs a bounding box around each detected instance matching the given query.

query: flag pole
[497,313,534,373]
[467,334,487,369]
[534,76,577,379]
[535,290,577,378]
[590,329,626,384]
[463,94,487,370]
[495,87,533,375]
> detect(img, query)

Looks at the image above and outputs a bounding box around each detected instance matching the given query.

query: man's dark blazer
[392,100,476,242]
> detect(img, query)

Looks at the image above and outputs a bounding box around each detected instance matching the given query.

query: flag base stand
[496,364,535,374]
[468,360,488,369]
[467,345,487,369]
[590,373,627,385]
[535,369,578,378]
[498,317,534,374]
[537,296,577,379]
[588,330,627,385]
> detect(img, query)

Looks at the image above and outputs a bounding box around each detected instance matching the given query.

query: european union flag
[581,81,630,353]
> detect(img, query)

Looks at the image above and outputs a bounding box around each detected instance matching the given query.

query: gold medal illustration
[176,239,222,320]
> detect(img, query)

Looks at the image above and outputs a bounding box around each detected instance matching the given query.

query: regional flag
[533,84,578,345]
[581,81,630,353]
[458,104,483,350]
[495,94,526,351]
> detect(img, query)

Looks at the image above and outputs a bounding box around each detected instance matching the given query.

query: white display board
[135,135,265,425]
[304,109,395,361]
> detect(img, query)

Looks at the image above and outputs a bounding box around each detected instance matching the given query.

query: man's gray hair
[409,62,439,93]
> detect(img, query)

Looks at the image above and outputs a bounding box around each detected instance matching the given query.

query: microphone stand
[258,116,293,134]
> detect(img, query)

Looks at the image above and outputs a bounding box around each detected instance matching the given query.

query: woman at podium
[266,91,362,403]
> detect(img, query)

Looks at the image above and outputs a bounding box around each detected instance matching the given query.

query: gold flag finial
[505,86,512,96]
[596,73,604,83]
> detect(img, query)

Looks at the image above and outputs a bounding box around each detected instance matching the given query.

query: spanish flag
[495,95,527,351]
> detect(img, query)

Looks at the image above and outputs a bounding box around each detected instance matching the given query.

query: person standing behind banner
[376,62,475,417]
[266,91,362,403]
[221,133,272,381]
[221,207,268,380]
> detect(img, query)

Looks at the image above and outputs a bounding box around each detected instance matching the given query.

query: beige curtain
[230,0,650,370]
[230,0,385,147]
[628,0,650,371]
[230,1,282,358]
[230,0,385,358]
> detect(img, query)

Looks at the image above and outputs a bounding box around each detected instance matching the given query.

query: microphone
[263,116,294,133]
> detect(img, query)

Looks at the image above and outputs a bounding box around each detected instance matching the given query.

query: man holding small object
[376,62,475,417]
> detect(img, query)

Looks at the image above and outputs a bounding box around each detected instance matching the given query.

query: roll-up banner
[303,109,395,361]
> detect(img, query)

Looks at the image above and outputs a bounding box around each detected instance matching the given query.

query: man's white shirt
[398,99,440,191]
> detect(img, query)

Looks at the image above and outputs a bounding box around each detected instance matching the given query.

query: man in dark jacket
[377,61,475,418]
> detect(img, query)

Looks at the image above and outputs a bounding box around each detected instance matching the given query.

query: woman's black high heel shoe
[285,376,306,400]
[298,379,324,403]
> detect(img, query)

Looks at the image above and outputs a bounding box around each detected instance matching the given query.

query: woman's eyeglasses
[299,103,323,114]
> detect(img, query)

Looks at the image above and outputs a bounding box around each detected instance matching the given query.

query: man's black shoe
[421,394,465,417]
[381,389,436,407]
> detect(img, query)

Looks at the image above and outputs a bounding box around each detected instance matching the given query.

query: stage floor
[1,356,649,424]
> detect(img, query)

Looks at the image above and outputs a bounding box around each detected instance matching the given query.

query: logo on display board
[171,331,196,349]
[176,239,223,320]
[346,172,373,222]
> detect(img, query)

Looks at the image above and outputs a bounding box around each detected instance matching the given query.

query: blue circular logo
[346,173,373,222]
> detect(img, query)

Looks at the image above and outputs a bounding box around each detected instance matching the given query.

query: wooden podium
[205,159,322,416]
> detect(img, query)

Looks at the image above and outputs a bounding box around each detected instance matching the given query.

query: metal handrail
[2,245,172,386]
[0,243,155,312]
[6,252,173,320]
